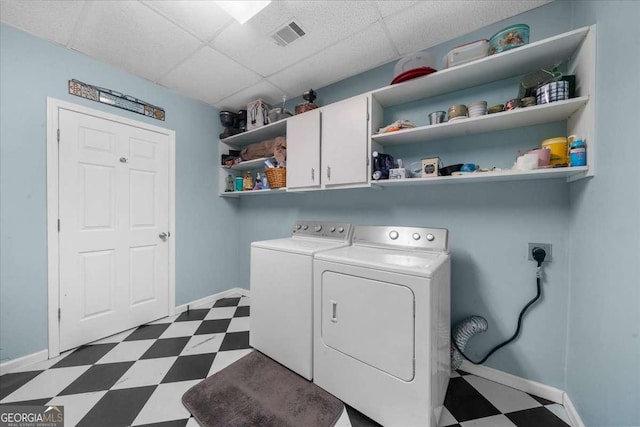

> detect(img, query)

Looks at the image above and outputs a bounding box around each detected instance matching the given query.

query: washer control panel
[292,221,353,241]
[353,226,449,252]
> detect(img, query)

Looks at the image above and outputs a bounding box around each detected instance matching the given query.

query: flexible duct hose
[450,316,488,370]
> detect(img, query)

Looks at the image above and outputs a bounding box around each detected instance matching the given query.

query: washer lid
[251,237,350,255]
[314,245,447,277]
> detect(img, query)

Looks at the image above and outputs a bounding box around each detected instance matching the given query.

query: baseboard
[0,349,48,376]
[562,392,586,427]
[459,361,565,404]
[175,287,249,313]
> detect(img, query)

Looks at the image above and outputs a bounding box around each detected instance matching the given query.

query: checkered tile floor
[0,294,571,426]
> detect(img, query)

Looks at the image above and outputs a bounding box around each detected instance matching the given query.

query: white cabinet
[321,95,370,188]
[286,109,321,190]
[287,95,370,191]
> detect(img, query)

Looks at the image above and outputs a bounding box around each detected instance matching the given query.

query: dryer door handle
[330,300,338,323]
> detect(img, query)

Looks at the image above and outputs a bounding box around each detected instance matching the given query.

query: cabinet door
[286,109,321,190]
[321,96,369,187]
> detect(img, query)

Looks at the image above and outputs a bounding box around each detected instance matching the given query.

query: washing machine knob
[426,233,435,241]
[314,225,322,232]
[330,226,336,232]
[295,225,302,230]
[389,230,399,240]
[338,227,345,233]
[412,233,421,240]
[302,225,309,230]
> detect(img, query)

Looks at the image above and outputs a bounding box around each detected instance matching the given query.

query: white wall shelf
[371,26,589,107]
[371,97,588,146]
[221,120,287,149]
[219,188,287,198]
[222,157,274,172]
[373,167,588,187]
[218,25,595,195]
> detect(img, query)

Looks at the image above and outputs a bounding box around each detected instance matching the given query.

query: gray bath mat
[182,350,343,427]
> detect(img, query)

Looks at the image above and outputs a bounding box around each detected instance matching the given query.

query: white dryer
[250,221,353,380]
[313,226,451,427]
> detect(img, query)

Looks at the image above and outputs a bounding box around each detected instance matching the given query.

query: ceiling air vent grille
[271,21,306,47]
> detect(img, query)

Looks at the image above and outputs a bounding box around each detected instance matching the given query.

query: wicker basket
[264,168,286,189]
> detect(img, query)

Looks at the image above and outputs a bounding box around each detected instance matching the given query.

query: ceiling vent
[270,20,306,47]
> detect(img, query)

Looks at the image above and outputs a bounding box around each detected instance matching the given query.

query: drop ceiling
[0,0,551,110]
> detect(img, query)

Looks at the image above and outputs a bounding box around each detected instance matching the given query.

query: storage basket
[264,168,286,189]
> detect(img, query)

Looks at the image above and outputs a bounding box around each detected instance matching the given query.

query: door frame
[46,97,176,357]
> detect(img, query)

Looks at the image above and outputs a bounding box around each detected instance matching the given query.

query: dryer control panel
[352,226,449,253]
[292,221,353,241]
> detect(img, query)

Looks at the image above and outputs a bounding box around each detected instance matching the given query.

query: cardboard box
[247,99,272,131]
[389,168,411,179]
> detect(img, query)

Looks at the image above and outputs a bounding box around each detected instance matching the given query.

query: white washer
[250,221,353,380]
[313,226,451,427]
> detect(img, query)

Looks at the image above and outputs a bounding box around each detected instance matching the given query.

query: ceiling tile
[375,0,419,18]
[211,0,380,77]
[69,1,202,82]
[384,0,552,55]
[142,1,233,41]
[214,80,287,111]
[268,22,397,97]
[159,46,262,105]
[0,0,85,46]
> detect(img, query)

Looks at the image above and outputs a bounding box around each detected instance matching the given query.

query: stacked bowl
[447,104,468,122]
[468,101,487,117]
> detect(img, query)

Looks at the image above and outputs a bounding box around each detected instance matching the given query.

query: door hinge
[58,308,61,321]
[57,219,60,232]
[57,129,60,143]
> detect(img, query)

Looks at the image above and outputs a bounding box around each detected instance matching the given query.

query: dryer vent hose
[450,315,488,370]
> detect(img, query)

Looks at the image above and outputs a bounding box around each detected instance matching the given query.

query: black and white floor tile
[0,294,571,426]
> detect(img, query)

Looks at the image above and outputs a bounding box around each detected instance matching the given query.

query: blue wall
[0,23,239,362]
[567,2,640,426]
[239,2,639,425]
[240,0,575,390]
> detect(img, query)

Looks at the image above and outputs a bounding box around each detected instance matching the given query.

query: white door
[321,96,369,187]
[286,109,321,190]
[58,108,169,351]
[320,271,415,381]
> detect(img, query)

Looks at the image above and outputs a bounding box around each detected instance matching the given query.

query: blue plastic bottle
[570,139,586,167]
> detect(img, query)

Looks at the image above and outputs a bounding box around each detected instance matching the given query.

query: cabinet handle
[311,168,315,181]
[330,299,338,323]
[327,166,331,180]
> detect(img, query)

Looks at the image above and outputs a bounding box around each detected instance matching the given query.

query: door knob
[120,157,128,163]
[159,232,168,241]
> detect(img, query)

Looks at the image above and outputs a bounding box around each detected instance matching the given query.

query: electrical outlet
[528,243,552,262]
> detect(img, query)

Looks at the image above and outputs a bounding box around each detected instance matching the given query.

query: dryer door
[320,271,415,381]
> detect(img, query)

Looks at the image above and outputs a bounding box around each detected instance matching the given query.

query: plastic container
[489,24,530,55]
[528,147,551,167]
[235,176,244,192]
[393,51,436,80]
[570,140,587,166]
[536,81,569,105]
[542,137,568,166]
[443,39,489,68]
